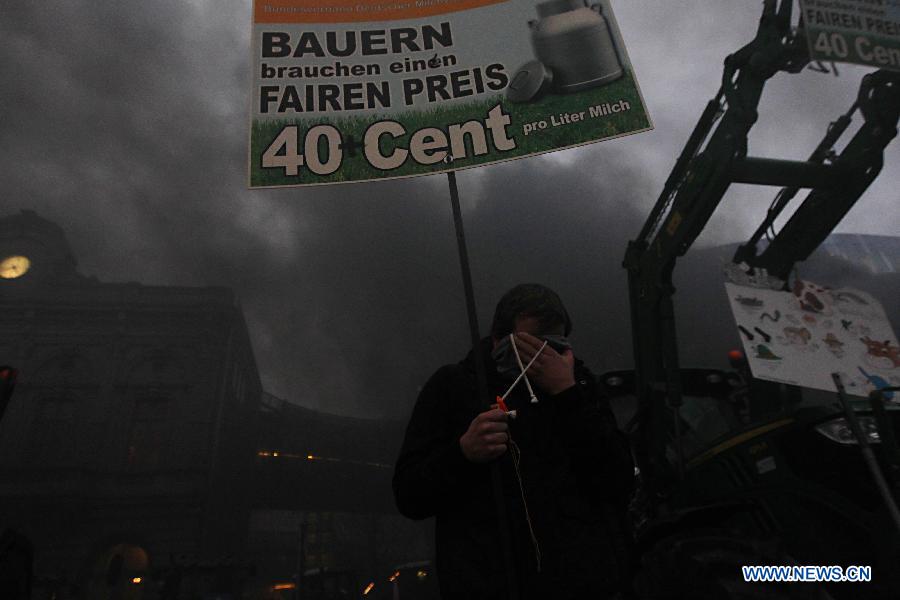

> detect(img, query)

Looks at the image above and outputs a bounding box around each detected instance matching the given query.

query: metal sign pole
[446,169,520,600]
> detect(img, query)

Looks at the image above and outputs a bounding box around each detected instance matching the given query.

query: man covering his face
[393,283,635,600]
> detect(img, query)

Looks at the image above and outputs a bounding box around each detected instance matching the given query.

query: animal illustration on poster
[726,280,900,399]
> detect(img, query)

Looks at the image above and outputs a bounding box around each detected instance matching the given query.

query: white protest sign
[725,280,900,399]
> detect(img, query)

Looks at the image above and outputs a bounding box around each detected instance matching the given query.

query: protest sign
[799,0,900,71]
[248,0,652,187]
[725,280,900,399]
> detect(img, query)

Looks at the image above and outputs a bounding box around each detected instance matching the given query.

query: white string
[510,333,539,404]
[499,340,547,402]
[498,334,546,572]
[510,439,541,572]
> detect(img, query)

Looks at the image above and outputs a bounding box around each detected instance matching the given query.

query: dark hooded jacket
[393,338,635,600]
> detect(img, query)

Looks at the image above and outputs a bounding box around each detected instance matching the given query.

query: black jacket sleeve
[550,373,635,505]
[392,366,481,520]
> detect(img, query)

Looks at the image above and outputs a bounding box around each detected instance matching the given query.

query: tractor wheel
[631,528,833,600]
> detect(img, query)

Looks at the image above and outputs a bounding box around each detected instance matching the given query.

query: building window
[127,397,170,470]
[304,512,336,569]
[32,397,77,466]
[232,367,246,403]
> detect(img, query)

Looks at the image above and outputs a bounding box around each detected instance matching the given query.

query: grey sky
[2,0,897,418]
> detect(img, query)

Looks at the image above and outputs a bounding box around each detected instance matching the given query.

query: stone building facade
[0,211,432,599]
[0,211,261,599]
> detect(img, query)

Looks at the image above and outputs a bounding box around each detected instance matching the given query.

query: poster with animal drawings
[725,280,900,400]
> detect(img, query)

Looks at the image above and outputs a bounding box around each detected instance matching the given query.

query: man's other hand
[459,408,509,462]
[514,331,576,395]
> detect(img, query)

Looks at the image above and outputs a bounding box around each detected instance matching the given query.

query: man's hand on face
[514,331,576,396]
[459,408,509,463]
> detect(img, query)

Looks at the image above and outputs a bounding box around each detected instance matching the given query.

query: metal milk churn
[529,0,623,93]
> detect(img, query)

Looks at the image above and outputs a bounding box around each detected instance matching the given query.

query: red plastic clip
[495,395,509,412]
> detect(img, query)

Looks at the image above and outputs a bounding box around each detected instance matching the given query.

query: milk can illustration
[507,0,624,102]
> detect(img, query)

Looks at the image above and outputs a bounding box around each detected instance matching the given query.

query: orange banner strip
[254,0,507,24]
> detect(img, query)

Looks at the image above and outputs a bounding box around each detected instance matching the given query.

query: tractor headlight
[814,416,881,445]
